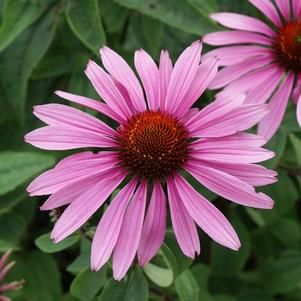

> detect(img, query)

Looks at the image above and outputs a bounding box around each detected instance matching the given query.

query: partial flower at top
[203,0,301,140]
[25,41,277,280]
[0,250,24,301]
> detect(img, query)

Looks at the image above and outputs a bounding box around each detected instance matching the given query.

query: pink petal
[245,68,284,104]
[33,103,115,137]
[210,12,275,36]
[193,159,277,186]
[164,41,202,113]
[40,174,103,210]
[202,45,273,66]
[292,0,301,18]
[297,96,301,126]
[91,178,138,271]
[85,60,133,119]
[190,104,269,138]
[138,182,166,266]
[55,90,124,123]
[186,93,245,130]
[275,0,291,21]
[174,174,240,250]
[167,178,200,258]
[54,151,95,169]
[27,152,118,196]
[113,181,147,280]
[25,126,116,150]
[223,64,278,94]
[258,73,295,141]
[249,0,282,27]
[203,30,273,46]
[174,57,219,118]
[51,171,126,242]
[159,50,173,109]
[208,57,272,89]
[134,49,159,110]
[190,142,274,164]
[186,163,274,209]
[100,46,146,112]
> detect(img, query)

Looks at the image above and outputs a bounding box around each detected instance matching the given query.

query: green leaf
[0,239,16,252]
[0,8,58,120]
[289,134,301,166]
[215,296,238,301]
[175,270,199,301]
[99,268,148,301]
[282,103,301,133]
[261,251,301,294]
[35,233,79,253]
[190,263,210,289]
[115,0,218,36]
[70,266,107,301]
[0,186,27,214]
[0,151,55,195]
[186,0,218,15]
[65,0,106,55]
[144,263,173,287]
[0,0,46,51]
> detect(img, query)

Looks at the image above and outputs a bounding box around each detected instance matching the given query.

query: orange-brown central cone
[117,111,190,180]
[274,20,301,73]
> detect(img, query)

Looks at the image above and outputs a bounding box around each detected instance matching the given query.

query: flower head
[203,0,301,140]
[25,41,276,280]
[0,250,24,301]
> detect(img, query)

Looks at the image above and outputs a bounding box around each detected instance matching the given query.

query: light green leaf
[115,0,218,35]
[65,0,106,55]
[0,0,46,51]
[0,8,58,120]
[175,270,199,301]
[0,151,55,195]
[144,263,173,287]
[70,266,107,301]
[35,233,79,253]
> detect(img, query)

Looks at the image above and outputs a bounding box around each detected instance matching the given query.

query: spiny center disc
[116,111,190,180]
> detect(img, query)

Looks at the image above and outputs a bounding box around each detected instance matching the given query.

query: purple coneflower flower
[203,0,301,140]
[25,41,276,280]
[0,250,24,301]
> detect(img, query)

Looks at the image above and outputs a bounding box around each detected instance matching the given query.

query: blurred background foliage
[0,0,301,300]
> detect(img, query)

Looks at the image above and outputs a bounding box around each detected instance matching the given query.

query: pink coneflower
[0,250,24,301]
[25,41,276,280]
[203,0,301,140]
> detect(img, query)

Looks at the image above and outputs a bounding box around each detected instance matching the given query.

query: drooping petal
[25,126,116,150]
[202,45,273,66]
[249,0,282,27]
[275,0,291,21]
[208,57,272,89]
[85,60,133,119]
[174,174,240,250]
[164,41,202,113]
[33,103,115,137]
[27,152,118,196]
[55,91,124,123]
[167,178,200,258]
[112,181,147,280]
[91,178,138,271]
[173,57,219,118]
[186,163,274,209]
[258,72,295,140]
[245,68,284,104]
[190,159,277,187]
[51,171,126,242]
[138,182,167,266]
[292,0,301,18]
[159,50,173,109]
[134,49,159,110]
[297,96,301,126]
[210,12,275,36]
[190,104,269,138]
[100,46,146,112]
[203,30,273,46]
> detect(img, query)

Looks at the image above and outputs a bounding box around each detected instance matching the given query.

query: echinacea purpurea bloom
[25,41,277,280]
[203,0,301,140]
